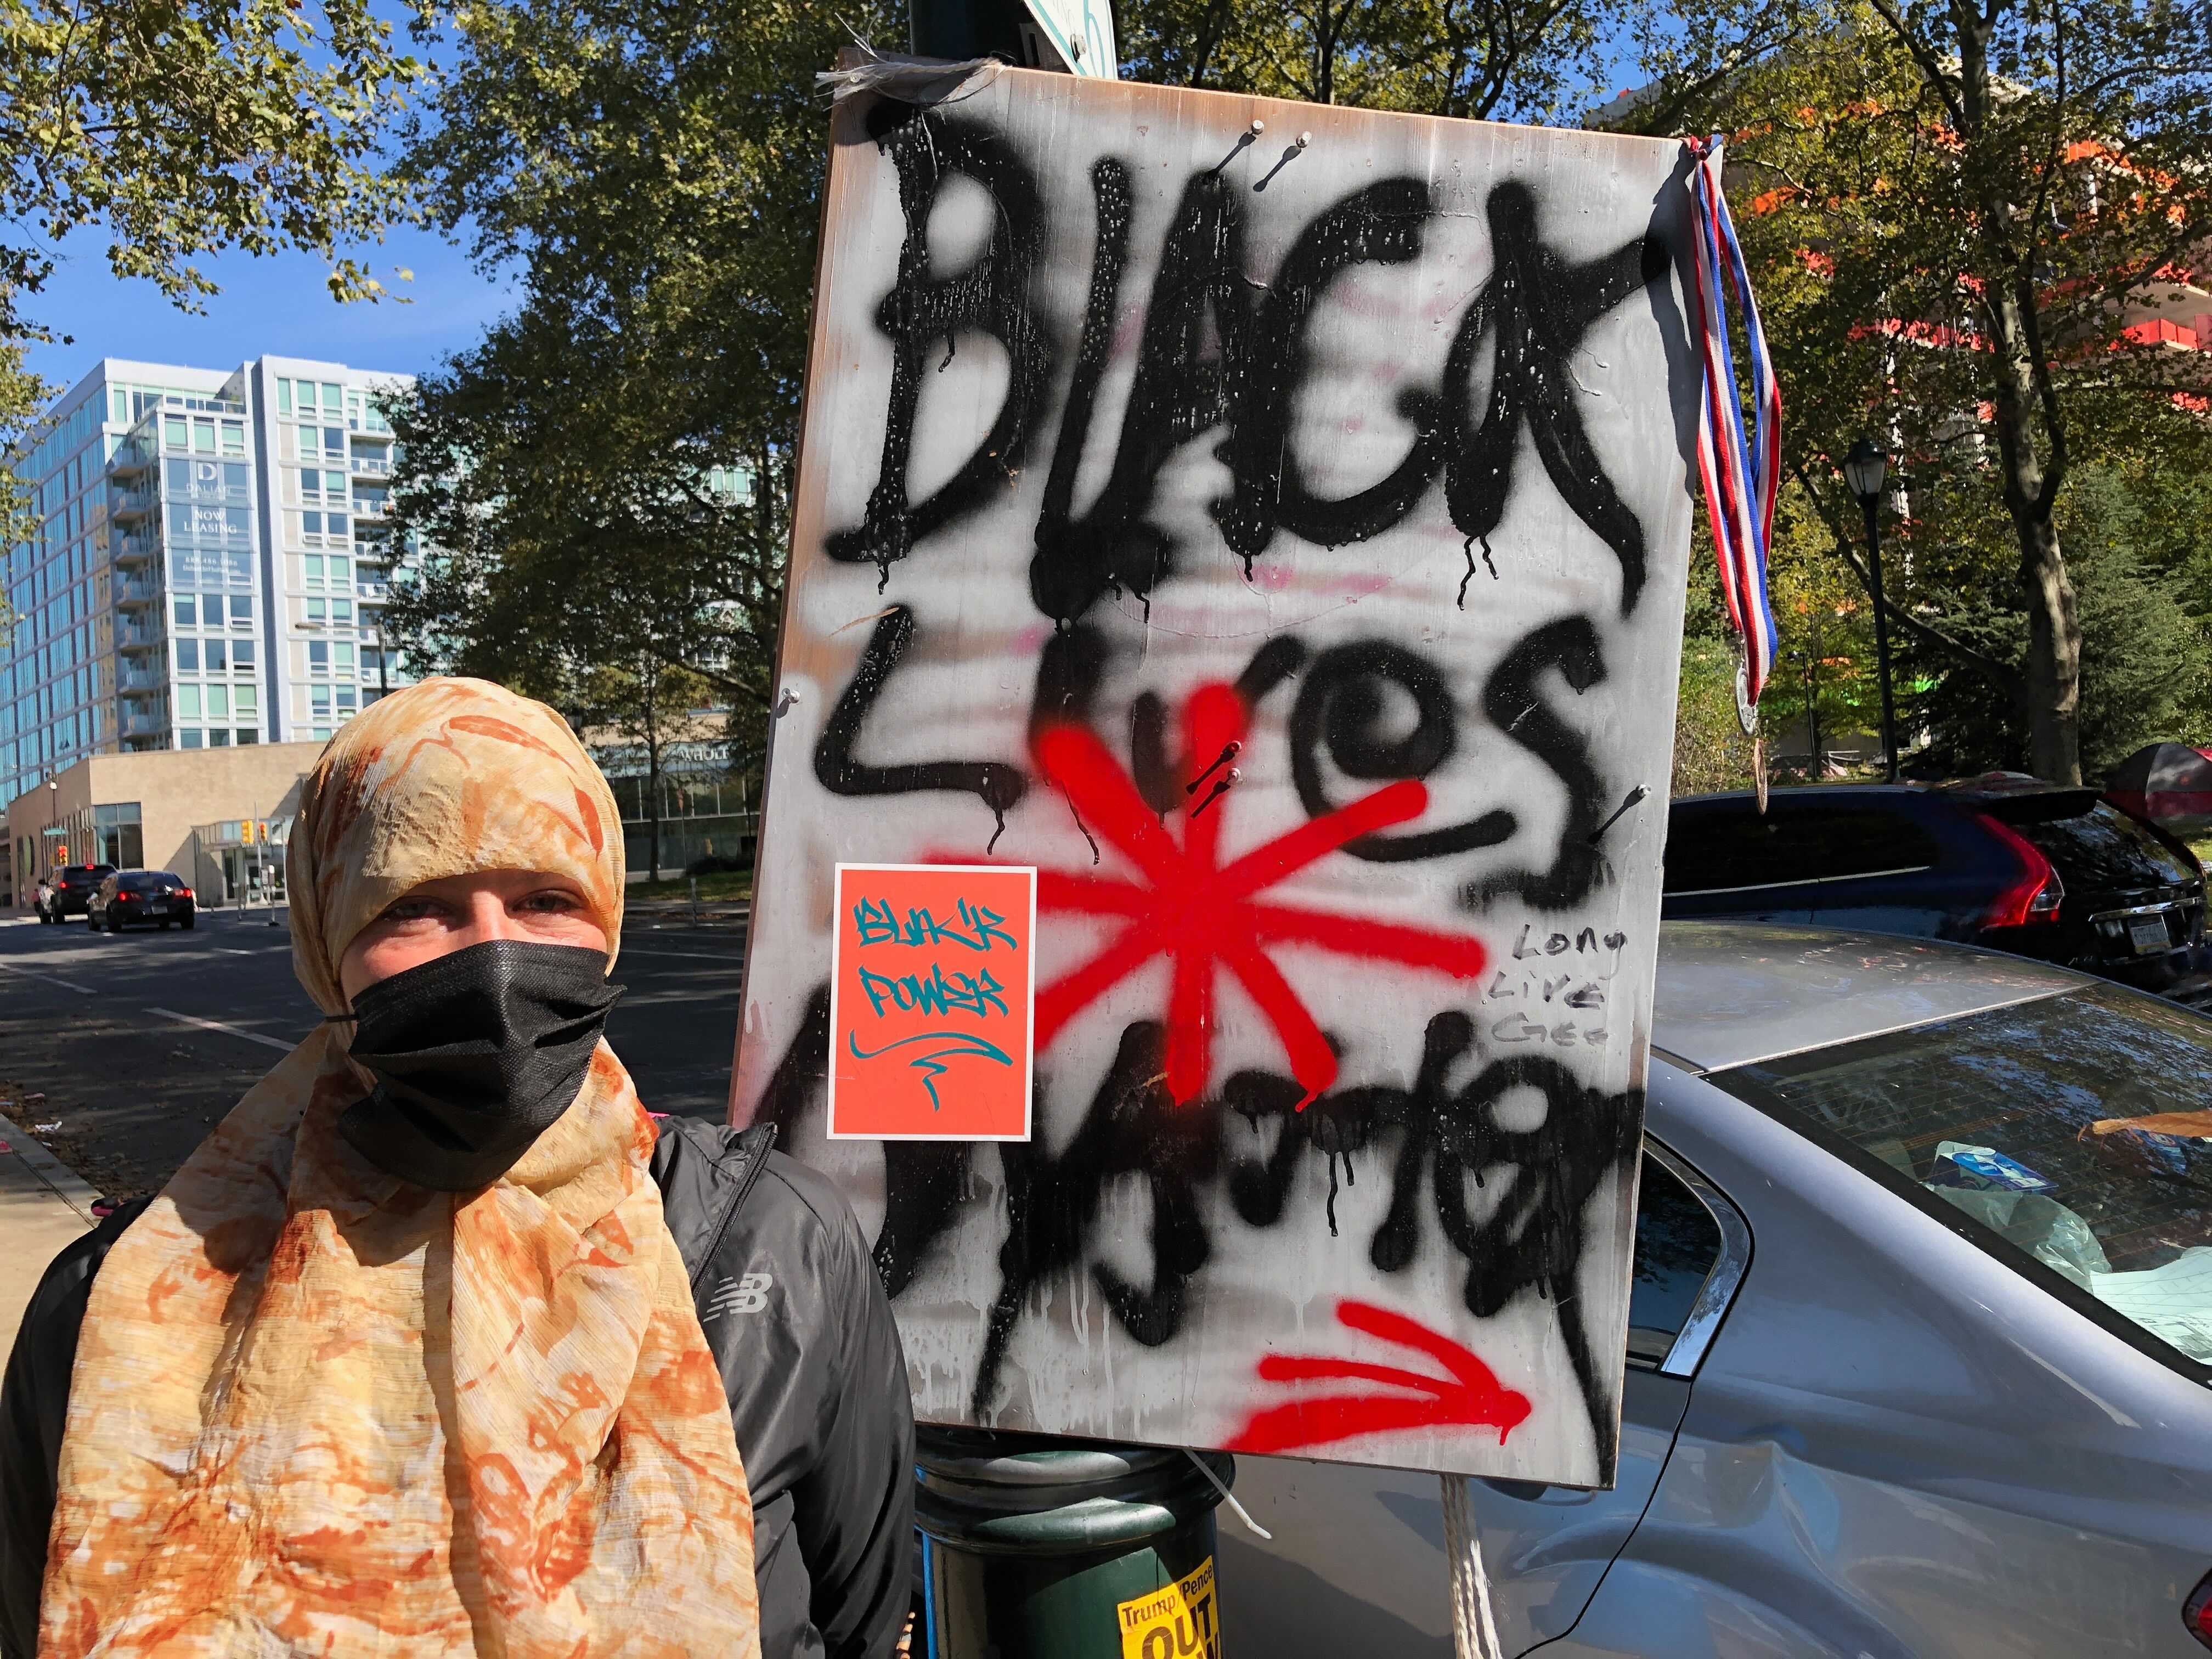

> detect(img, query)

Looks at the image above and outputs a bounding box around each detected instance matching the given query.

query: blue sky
[25,219,516,394]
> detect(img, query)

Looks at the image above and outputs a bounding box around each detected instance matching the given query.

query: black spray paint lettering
[812,603,1029,849]
[753,987,1637,1473]
[837,110,1663,627]
[827,105,1055,591]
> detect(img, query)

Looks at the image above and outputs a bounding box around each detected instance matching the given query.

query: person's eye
[380,898,448,925]
[520,889,584,915]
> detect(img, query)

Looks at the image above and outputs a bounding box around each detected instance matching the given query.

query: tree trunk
[1985,279,2083,785]
[2018,515,2083,782]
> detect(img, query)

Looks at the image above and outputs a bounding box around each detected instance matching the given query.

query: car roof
[1672,777,2100,809]
[1651,921,2087,1074]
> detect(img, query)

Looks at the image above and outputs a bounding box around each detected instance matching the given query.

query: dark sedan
[33,864,116,923]
[1663,777,2212,1010]
[87,870,197,932]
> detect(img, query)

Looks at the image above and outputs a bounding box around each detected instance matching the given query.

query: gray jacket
[0,1120,914,1659]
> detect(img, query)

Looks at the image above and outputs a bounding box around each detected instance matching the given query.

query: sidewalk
[0,1120,97,1352]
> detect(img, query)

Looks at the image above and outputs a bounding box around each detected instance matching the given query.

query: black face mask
[338,939,625,1192]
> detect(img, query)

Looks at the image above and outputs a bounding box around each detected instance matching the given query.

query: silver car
[1219,922,2212,1657]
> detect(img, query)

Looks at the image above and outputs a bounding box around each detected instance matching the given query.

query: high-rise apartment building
[1,356,417,805]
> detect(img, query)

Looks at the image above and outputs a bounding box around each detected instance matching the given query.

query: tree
[1627,0,2212,782]
[0,0,426,464]
[1120,0,1618,121]
[384,0,898,809]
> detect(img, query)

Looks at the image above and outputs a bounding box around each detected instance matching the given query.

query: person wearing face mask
[0,678,913,1659]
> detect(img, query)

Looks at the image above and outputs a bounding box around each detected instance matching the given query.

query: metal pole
[1862,493,1901,783]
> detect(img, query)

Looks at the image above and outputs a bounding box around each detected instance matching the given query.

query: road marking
[215,948,256,956]
[148,1007,298,1053]
[0,958,94,995]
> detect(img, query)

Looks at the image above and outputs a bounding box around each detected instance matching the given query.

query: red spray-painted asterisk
[1032,680,1489,1106]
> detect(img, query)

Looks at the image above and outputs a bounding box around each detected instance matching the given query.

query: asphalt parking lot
[0,905,749,1201]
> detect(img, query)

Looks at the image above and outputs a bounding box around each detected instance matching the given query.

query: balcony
[113,534,157,564]
[119,667,166,693]
[349,452,392,477]
[122,711,169,739]
[351,494,391,520]
[111,489,155,521]
[115,575,161,606]
[117,624,166,652]
[106,442,153,476]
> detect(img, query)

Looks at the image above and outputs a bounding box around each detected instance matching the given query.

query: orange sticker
[827,864,1037,1141]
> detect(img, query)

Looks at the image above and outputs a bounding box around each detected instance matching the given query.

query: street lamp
[1843,438,1901,783]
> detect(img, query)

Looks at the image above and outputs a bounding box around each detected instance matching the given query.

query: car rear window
[1666,803,1942,894]
[1983,798,2198,889]
[119,873,177,892]
[1708,984,2212,1371]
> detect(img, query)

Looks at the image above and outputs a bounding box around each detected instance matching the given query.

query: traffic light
[55,845,66,862]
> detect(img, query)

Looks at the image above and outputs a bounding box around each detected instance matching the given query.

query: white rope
[1440,1475,1507,1659]
[1184,1450,1272,1541]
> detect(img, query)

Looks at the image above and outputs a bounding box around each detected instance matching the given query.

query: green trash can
[915,1426,1232,1659]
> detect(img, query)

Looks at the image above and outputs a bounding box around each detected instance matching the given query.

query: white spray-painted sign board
[731,66,1703,1488]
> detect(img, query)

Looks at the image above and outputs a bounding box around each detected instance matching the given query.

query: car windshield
[1708,983,2212,1368]
[120,873,173,892]
[1983,797,2197,888]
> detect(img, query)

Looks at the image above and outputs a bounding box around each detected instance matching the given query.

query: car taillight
[177,887,193,900]
[2185,1568,2212,1650]
[1978,813,2065,926]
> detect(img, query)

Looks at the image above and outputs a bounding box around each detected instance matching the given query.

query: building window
[206,685,230,720]
[276,378,292,415]
[233,637,256,669]
[205,638,227,673]
[173,596,195,628]
[308,640,329,670]
[303,554,324,589]
[176,639,199,672]
[235,685,257,714]
[178,685,202,719]
[163,416,187,449]
[238,729,259,744]
[180,729,203,749]
[208,729,232,747]
[93,804,143,869]
[230,596,253,629]
[306,598,326,624]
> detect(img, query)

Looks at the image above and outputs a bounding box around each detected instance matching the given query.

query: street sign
[733,67,1704,1488]
[1017,0,1113,75]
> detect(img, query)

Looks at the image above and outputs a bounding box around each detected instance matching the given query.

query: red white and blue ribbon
[1685,136,1782,729]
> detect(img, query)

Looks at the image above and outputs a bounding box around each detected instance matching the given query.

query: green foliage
[1672,635,1758,795]
[386,0,898,808]
[1620,0,2212,782]
[1119,0,1616,121]
[0,0,424,524]
[1906,461,2212,777]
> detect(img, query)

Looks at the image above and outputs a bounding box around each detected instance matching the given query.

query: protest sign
[732,66,1704,1487]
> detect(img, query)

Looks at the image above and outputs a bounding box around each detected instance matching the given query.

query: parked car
[86,869,196,932]
[1662,778,2212,1010]
[1220,922,2212,1656]
[33,863,116,923]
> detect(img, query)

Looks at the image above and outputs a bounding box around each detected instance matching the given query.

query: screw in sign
[1115,1558,1219,1659]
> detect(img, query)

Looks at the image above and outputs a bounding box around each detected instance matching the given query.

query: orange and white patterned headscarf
[41,678,760,1658]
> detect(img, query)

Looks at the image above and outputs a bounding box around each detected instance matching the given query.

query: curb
[3,1135,102,1227]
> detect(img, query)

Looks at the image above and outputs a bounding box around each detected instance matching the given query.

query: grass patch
[630,869,753,903]
[2190,837,2212,871]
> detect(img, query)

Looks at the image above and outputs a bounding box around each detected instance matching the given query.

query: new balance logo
[703,1272,772,1323]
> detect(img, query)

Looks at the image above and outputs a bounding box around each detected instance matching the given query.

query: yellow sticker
[1116,1556,1221,1659]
